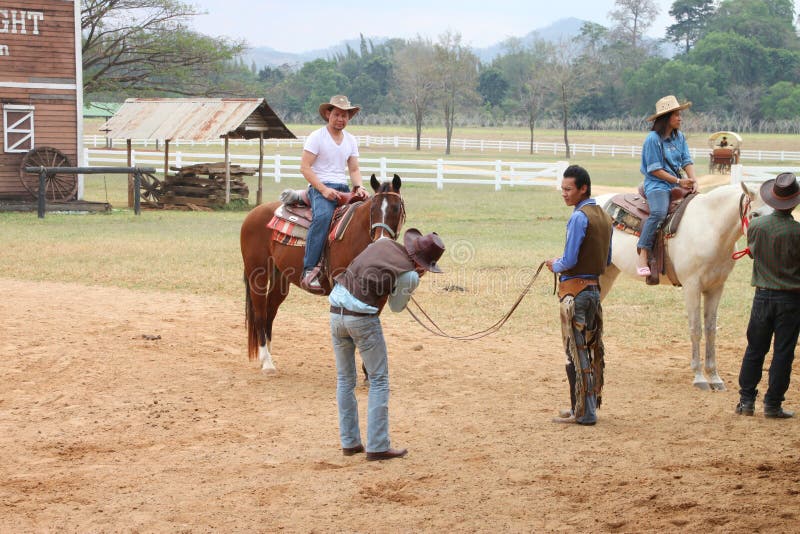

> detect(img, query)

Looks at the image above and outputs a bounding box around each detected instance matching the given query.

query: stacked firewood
[159,162,252,208]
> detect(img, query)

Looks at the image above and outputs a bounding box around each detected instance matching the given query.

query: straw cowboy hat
[760,172,800,211]
[647,95,692,122]
[404,228,445,273]
[318,95,360,120]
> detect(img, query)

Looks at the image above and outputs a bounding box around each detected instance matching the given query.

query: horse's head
[740,181,773,222]
[368,173,405,241]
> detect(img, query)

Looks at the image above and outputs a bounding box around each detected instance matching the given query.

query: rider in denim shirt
[637,96,698,277]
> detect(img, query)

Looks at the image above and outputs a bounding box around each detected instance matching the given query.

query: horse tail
[244,272,259,361]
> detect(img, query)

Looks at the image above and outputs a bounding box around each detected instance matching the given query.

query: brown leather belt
[558,278,599,300]
[330,305,375,317]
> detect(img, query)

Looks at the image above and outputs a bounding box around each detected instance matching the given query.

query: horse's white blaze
[376,197,391,239]
[597,184,763,390]
[258,342,276,373]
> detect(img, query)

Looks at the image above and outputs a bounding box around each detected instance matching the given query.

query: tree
[432,32,479,155]
[622,57,720,115]
[495,38,550,152]
[761,81,800,120]
[82,0,246,98]
[393,37,437,150]
[477,67,508,108]
[545,39,594,158]
[608,0,660,51]
[689,31,773,89]
[710,0,799,50]
[666,0,716,54]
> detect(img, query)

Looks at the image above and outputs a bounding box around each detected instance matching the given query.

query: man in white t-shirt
[300,95,366,293]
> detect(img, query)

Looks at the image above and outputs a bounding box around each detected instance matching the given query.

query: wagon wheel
[18,146,77,201]
[139,172,163,205]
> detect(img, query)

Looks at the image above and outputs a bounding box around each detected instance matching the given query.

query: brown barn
[0,0,82,200]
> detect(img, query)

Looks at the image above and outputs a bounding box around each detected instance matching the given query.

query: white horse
[596,183,769,390]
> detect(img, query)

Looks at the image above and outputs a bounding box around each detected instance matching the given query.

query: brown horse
[240,174,405,372]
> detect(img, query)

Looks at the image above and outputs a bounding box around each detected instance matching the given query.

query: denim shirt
[641,130,693,195]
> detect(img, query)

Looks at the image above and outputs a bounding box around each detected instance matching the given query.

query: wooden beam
[257,132,264,205]
[164,139,170,181]
[127,139,133,208]
[224,136,230,204]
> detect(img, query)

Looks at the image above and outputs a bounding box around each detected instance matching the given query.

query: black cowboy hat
[760,172,800,211]
[404,228,445,273]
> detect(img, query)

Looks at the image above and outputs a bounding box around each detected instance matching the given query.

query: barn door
[3,104,35,153]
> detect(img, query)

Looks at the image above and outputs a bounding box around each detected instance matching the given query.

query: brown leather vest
[334,239,416,307]
[563,204,612,278]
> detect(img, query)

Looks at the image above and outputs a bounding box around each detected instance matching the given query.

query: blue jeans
[303,183,351,272]
[329,312,391,453]
[738,288,800,408]
[571,287,600,424]
[636,189,669,251]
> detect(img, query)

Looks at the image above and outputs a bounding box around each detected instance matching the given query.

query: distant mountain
[240,17,672,69]
[473,17,587,62]
[242,37,391,69]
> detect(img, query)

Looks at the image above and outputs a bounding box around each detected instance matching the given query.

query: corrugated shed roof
[99,98,295,141]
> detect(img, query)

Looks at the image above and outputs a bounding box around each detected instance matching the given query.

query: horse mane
[701,183,741,200]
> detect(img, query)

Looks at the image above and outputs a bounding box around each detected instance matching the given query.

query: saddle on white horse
[606,185,695,237]
[605,186,697,286]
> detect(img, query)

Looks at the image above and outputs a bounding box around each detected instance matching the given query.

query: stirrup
[300,268,324,293]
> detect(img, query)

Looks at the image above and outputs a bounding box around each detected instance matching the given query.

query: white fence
[730,164,800,185]
[83,134,800,162]
[83,148,568,191]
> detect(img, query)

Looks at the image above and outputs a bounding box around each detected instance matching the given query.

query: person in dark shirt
[736,172,800,419]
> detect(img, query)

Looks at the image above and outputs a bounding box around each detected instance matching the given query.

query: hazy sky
[189,0,684,53]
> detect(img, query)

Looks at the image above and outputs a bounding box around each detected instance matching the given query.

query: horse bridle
[368,191,406,241]
[732,193,752,260]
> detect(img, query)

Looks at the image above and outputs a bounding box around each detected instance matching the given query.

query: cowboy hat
[404,228,445,273]
[647,95,692,122]
[760,172,800,211]
[318,95,360,120]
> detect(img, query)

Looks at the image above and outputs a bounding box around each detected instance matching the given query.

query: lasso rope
[405,261,552,340]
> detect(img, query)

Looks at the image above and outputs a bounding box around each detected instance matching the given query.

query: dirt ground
[1,277,799,533]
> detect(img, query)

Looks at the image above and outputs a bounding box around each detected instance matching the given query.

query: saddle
[605,185,696,286]
[266,189,362,246]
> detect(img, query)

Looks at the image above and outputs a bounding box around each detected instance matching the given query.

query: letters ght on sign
[0,9,44,35]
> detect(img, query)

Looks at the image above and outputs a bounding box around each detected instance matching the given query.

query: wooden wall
[0,1,80,199]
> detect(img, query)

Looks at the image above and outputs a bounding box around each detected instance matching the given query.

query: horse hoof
[693,381,711,391]
[260,365,277,374]
[710,382,727,391]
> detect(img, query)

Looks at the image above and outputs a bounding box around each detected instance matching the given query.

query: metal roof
[99,98,296,141]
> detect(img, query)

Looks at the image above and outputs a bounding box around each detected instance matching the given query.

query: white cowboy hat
[318,95,360,120]
[647,95,692,122]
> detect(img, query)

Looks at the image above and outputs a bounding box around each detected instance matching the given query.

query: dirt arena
[1,277,799,532]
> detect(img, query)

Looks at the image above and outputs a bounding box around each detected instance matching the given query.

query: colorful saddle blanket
[605,185,695,236]
[266,189,362,247]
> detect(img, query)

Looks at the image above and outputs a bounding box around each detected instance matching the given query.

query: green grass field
[0,172,757,347]
[2,119,771,348]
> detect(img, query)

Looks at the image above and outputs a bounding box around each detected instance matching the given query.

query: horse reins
[732,192,752,260]
[405,261,549,340]
[369,191,405,241]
